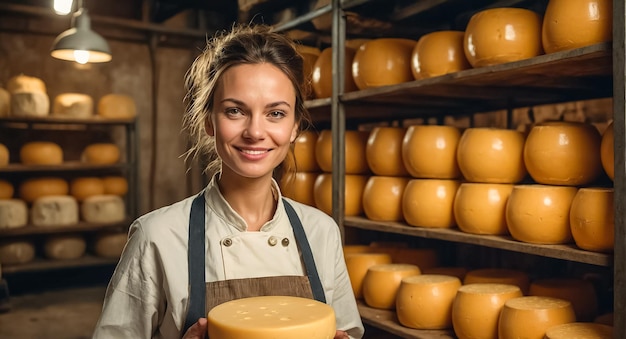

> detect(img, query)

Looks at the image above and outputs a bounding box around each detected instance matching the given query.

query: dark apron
[182,191,326,333]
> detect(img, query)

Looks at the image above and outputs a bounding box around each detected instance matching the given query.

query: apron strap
[183,191,206,333]
[282,199,327,304]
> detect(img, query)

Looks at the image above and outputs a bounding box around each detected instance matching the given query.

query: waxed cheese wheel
[345,252,392,299]
[0,144,8,167]
[366,127,409,176]
[402,179,460,228]
[0,88,9,117]
[600,122,614,180]
[20,141,63,165]
[31,195,79,227]
[0,240,36,265]
[52,93,94,118]
[362,176,409,222]
[402,125,461,179]
[93,231,128,258]
[464,268,530,295]
[81,143,121,165]
[283,130,320,172]
[70,177,105,201]
[498,296,576,339]
[454,182,514,235]
[545,322,613,339]
[411,30,471,79]
[280,172,317,207]
[43,234,86,260]
[529,278,598,321]
[81,194,125,223]
[0,199,28,229]
[315,129,369,174]
[102,176,128,196]
[396,274,461,329]
[313,173,368,216]
[362,263,421,309]
[7,75,46,94]
[0,180,14,199]
[569,187,614,252]
[19,177,69,203]
[97,94,137,119]
[207,296,336,339]
[352,38,416,90]
[10,92,50,117]
[311,47,358,98]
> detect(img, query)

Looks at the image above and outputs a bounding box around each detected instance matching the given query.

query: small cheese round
[0,199,28,229]
[396,274,461,329]
[31,195,79,227]
[529,278,598,322]
[363,176,410,222]
[366,127,409,176]
[352,38,416,90]
[7,75,47,94]
[402,179,460,228]
[19,177,69,203]
[81,143,121,165]
[280,172,317,207]
[0,88,9,117]
[498,296,576,339]
[81,194,125,223]
[20,141,63,165]
[454,182,514,235]
[464,268,530,295]
[43,234,86,260]
[97,94,137,119]
[207,296,336,339]
[411,30,471,79]
[313,173,368,216]
[315,129,370,174]
[52,93,94,118]
[402,125,462,179]
[570,187,614,252]
[345,252,392,299]
[0,180,14,199]
[70,177,105,201]
[102,176,129,196]
[10,92,50,117]
[545,322,613,339]
[0,144,8,167]
[362,263,421,309]
[93,231,128,258]
[0,240,36,265]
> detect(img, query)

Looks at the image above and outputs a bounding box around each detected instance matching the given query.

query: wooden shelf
[1,255,119,275]
[345,216,612,267]
[0,219,131,237]
[0,162,129,173]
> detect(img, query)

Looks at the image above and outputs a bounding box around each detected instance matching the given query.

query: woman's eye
[225,107,242,116]
[269,110,286,118]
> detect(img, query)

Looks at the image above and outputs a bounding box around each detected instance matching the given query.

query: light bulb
[74,50,90,64]
[54,0,74,15]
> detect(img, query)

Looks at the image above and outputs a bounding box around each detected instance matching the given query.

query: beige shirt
[93,176,364,338]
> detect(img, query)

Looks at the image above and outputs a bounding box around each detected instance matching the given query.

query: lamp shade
[51,8,111,63]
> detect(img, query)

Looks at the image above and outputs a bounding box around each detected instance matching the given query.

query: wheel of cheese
[343,244,372,256]
[19,177,69,203]
[70,177,105,201]
[102,176,128,196]
[569,187,614,252]
[43,234,86,260]
[7,75,47,94]
[93,231,128,258]
[313,173,368,216]
[524,121,602,186]
[284,130,320,172]
[464,268,530,295]
[402,125,461,179]
[396,274,461,329]
[0,240,36,265]
[19,141,63,165]
[600,122,614,180]
[81,194,125,223]
[498,296,576,339]
[0,180,14,199]
[422,266,468,281]
[315,129,370,174]
[362,176,410,222]
[280,172,317,207]
[52,93,94,118]
[31,195,79,227]
[454,182,514,235]
[345,252,392,299]
[352,38,417,90]
[506,184,577,245]
[457,128,527,184]
[0,144,8,167]
[529,278,598,321]
[402,179,460,228]
[0,199,28,229]
[366,127,409,176]
[311,47,358,98]
[295,45,320,99]
[594,312,613,326]
[81,143,121,165]
[463,8,543,67]
[542,0,612,54]
[207,296,336,339]
[545,322,613,339]
[0,88,9,117]
[452,283,522,339]
[10,92,50,117]
[362,263,421,309]
[97,94,137,119]
[411,31,471,79]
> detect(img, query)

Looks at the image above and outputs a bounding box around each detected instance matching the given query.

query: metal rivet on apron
[222,238,232,247]
[281,238,289,247]
[268,236,278,246]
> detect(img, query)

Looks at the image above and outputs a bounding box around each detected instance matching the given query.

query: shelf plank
[1,255,119,275]
[0,116,135,125]
[0,161,129,173]
[345,216,612,267]
[0,219,131,237]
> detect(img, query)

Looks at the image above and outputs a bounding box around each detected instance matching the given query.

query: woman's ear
[205,118,214,137]
[290,124,299,143]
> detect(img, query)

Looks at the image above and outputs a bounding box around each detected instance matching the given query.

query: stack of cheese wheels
[402,125,462,179]
[19,177,69,203]
[600,122,614,180]
[207,296,336,339]
[81,143,121,165]
[81,195,125,223]
[311,46,358,98]
[362,263,421,309]
[0,143,9,167]
[569,187,614,252]
[529,278,598,321]
[463,8,543,68]
[0,199,28,229]
[0,240,36,265]
[411,30,471,79]
[43,234,86,260]
[452,283,523,339]
[464,268,530,295]
[344,252,392,298]
[7,74,50,117]
[52,93,94,119]
[352,38,416,90]
[498,296,576,339]
[70,177,105,202]
[31,195,79,227]
[295,44,320,99]
[396,274,462,329]
[92,231,128,258]
[402,178,460,228]
[0,87,9,117]
[280,130,320,207]
[97,94,137,119]
[545,322,613,339]
[454,182,514,235]
[20,141,63,165]
[505,184,577,244]
[102,176,128,196]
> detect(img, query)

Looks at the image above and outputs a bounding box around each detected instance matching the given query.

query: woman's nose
[243,115,265,140]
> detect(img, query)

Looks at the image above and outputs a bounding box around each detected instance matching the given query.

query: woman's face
[208,63,298,180]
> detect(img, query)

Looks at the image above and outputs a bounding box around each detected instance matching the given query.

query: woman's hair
[183,24,312,176]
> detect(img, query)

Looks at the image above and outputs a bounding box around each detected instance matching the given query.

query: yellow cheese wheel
[0,143,10,167]
[93,231,128,258]
[396,274,461,329]
[283,130,320,172]
[97,94,137,119]
[542,0,612,54]
[7,74,47,94]
[313,173,368,216]
[569,187,614,252]
[207,296,336,339]
[464,268,530,295]
[600,122,614,180]
[345,39,370,50]
[295,45,320,99]
[454,182,514,235]
[366,127,409,176]
[402,179,460,228]
[345,252,392,299]
[0,88,9,117]
[422,267,468,281]
[0,240,36,265]
[362,176,409,222]
[81,143,121,165]
[52,93,94,118]
[411,31,471,79]
[43,234,86,260]
[506,184,577,244]
[70,177,105,201]
[19,141,63,165]
[343,245,372,256]
[529,278,598,321]
[19,177,69,203]
[545,322,613,339]
[102,176,129,196]
[594,312,613,326]
[464,8,543,67]
[280,172,317,207]
[452,283,523,339]
[362,263,421,309]
[498,296,576,339]
[311,47,358,98]
[352,38,416,90]
[524,121,602,186]
[402,125,461,179]
[457,128,527,184]
[315,129,370,174]
[0,180,14,199]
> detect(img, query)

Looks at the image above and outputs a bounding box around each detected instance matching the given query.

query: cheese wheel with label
[396,274,461,329]
[31,195,79,227]
[464,268,530,295]
[10,92,50,117]
[81,194,125,223]
[19,177,69,203]
[545,322,613,339]
[207,296,336,339]
[0,144,8,167]
[362,263,421,309]
[363,176,409,222]
[52,93,93,118]
[0,88,9,117]
[529,278,598,321]
[43,234,86,260]
[366,127,409,176]
[97,94,136,119]
[0,180,14,199]
[81,143,121,165]
[345,253,392,299]
[498,296,576,339]
[93,231,128,258]
[102,176,128,196]
[0,199,28,229]
[0,240,36,265]
[7,75,47,94]
[70,177,105,201]
[20,141,63,165]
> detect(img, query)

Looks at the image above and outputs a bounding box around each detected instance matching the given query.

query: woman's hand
[334,330,349,339]
[182,318,208,339]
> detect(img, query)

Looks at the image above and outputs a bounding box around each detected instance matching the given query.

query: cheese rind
[0,199,28,229]
[43,234,86,260]
[0,240,36,265]
[362,263,421,309]
[70,177,105,201]
[52,93,94,118]
[19,177,69,203]
[345,253,392,299]
[396,274,461,329]
[498,296,576,339]
[20,141,63,165]
[97,94,137,119]
[81,143,121,165]
[10,92,50,117]
[81,194,125,223]
[545,322,613,339]
[102,176,129,196]
[31,195,79,227]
